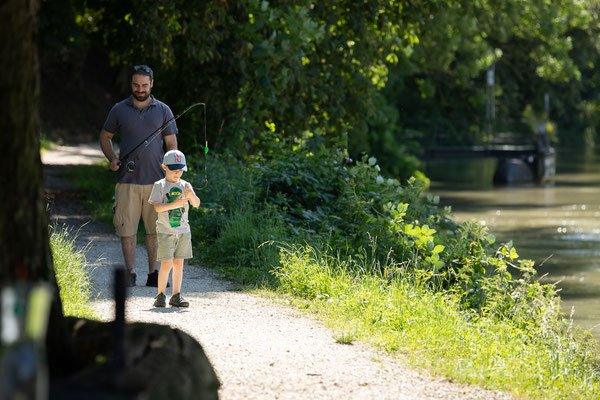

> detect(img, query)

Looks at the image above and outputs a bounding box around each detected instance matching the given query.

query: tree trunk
[0,0,71,392]
[0,0,52,280]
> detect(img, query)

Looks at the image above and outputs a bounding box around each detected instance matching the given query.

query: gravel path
[42,144,515,400]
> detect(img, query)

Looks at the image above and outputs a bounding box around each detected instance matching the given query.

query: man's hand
[110,159,120,171]
[100,129,120,171]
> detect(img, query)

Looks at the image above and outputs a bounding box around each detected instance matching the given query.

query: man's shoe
[146,270,169,287]
[169,293,189,308]
[127,272,136,287]
[153,293,166,308]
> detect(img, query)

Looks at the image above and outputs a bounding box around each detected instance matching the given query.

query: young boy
[148,150,200,307]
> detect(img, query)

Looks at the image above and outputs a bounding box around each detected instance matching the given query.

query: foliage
[50,225,96,319]
[48,0,600,393]
[189,138,563,326]
[206,200,285,285]
[39,133,57,152]
[385,0,593,147]
[273,244,600,399]
[41,1,414,155]
[65,138,600,397]
[39,0,600,171]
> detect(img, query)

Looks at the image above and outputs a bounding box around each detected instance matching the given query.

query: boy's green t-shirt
[148,177,194,234]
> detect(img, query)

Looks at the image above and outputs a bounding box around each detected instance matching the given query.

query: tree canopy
[39,0,600,177]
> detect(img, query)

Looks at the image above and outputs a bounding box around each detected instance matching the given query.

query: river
[426,147,600,346]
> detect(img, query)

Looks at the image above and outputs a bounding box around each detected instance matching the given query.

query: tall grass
[50,225,95,319]
[273,244,600,400]
[210,202,285,285]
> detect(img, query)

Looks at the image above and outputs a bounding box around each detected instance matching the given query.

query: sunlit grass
[50,225,96,319]
[273,244,600,400]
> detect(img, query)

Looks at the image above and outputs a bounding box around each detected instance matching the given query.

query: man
[99,65,177,287]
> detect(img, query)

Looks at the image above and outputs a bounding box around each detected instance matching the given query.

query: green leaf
[432,244,444,255]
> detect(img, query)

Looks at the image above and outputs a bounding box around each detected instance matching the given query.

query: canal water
[426,147,600,346]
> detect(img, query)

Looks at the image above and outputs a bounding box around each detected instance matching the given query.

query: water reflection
[427,148,600,346]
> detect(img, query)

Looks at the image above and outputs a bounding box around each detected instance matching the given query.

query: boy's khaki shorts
[113,183,158,237]
[157,232,193,261]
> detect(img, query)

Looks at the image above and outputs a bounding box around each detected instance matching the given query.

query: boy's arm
[152,197,189,213]
[185,185,200,208]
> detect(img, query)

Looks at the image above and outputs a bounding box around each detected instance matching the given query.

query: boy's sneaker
[146,270,169,287]
[169,293,189,308]
[153,293,166,308]
[127,271,136,287]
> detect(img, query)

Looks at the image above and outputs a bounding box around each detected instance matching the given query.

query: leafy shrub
[189,136,564,331]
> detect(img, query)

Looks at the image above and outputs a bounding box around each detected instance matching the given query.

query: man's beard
[133,91,151,102]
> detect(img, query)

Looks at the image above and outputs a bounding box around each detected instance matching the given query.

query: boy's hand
[184,184,200,208]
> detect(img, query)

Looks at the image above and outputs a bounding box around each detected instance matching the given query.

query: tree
[1,0,52,282]
[1,0,68,396]
[37,0,600,175]
[384,0,592,143]
[40,1,420,153]
[1,2,219,398]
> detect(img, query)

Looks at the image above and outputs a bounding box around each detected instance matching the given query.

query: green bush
[188,138,564,324]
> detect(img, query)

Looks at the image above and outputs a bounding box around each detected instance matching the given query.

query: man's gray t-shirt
[148,178,193,234]
[103,95,178,184]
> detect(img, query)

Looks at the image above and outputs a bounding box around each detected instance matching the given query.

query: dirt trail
[42,144,514,400]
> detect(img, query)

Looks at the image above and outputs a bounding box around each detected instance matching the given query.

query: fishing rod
[195,102,209,189]
[119,102,205,173]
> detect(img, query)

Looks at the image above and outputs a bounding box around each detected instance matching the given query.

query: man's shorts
[113,183,158,237]
[157,232,193,261]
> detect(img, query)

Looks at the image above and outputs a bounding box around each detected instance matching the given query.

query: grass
[62,162,115,224]
[272,244,600,400]
[50,225,96,319]
[205,203,284,285]
[61,162,149,242]
[40,135,54,152]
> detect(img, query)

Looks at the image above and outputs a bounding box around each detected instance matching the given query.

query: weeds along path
[42,144,514,400]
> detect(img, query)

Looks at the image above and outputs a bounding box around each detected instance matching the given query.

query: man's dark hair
[131,65,153,81]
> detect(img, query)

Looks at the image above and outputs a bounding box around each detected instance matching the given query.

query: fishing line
[195,102,209,189]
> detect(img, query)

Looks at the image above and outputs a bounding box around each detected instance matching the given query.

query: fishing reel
[117,159,136,172]
[125,160,136,172]
[116,102,206,176]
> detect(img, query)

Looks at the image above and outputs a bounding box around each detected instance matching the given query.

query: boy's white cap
[163,150,187,171]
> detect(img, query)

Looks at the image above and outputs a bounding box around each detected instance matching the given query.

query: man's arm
[99,129,120,171]
[164,134,178,151]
